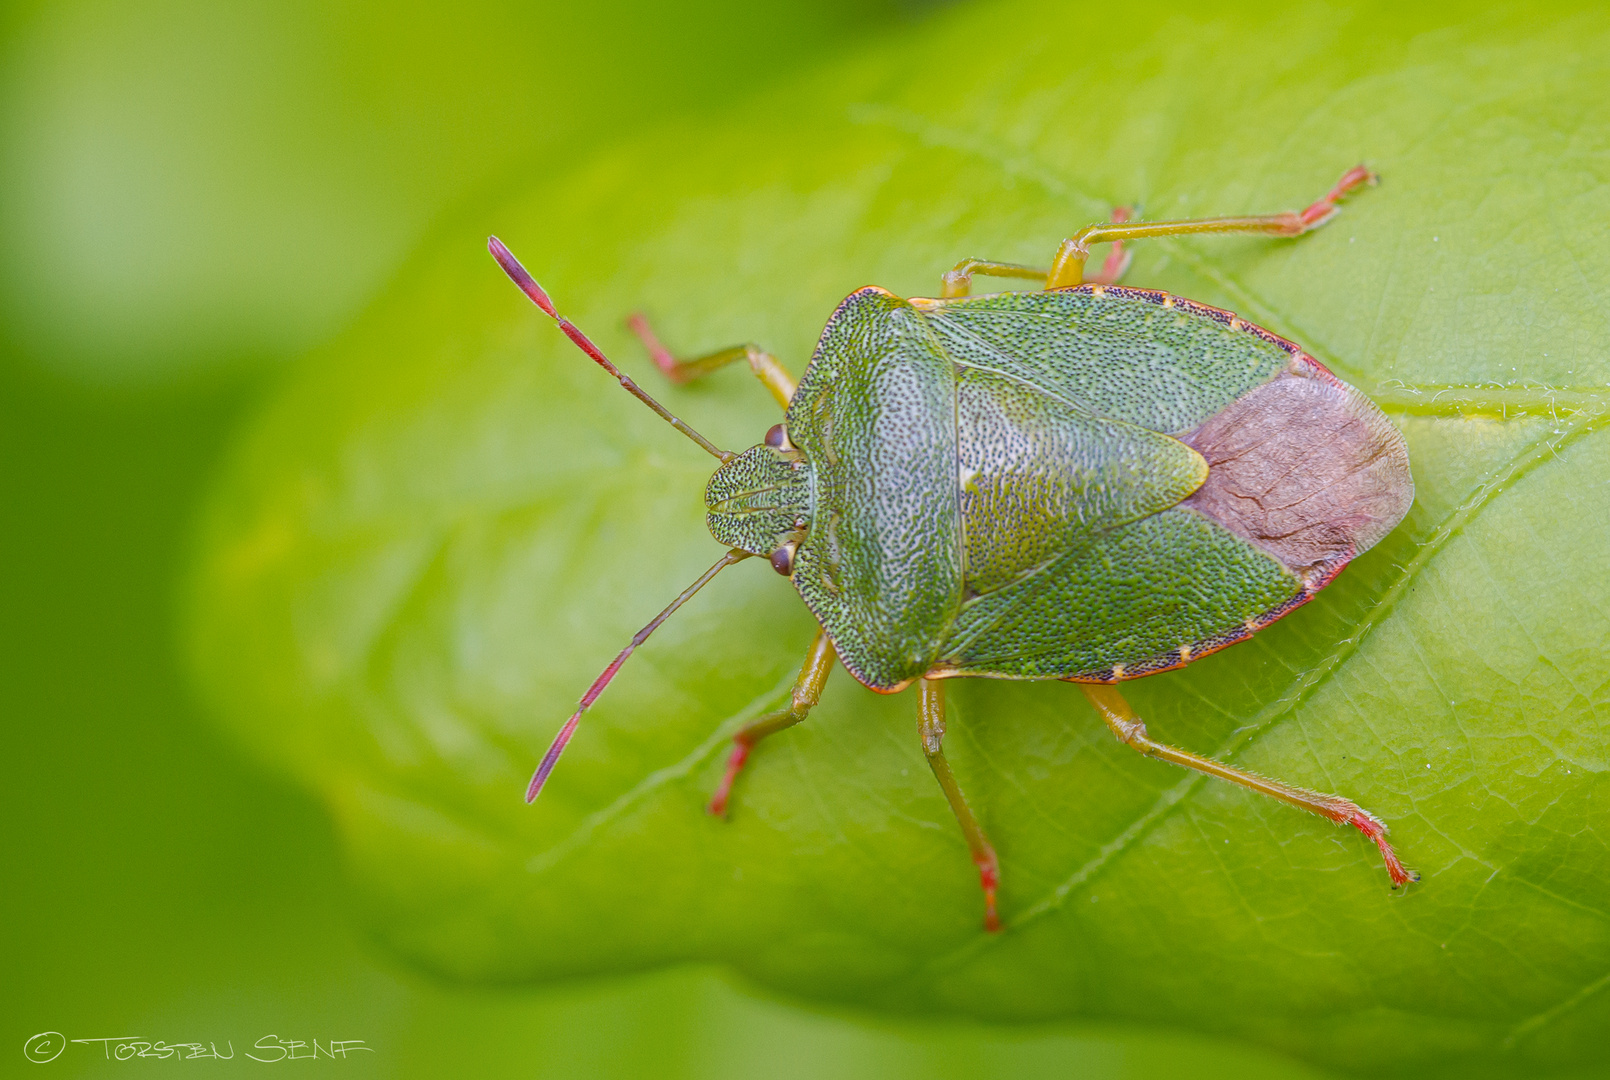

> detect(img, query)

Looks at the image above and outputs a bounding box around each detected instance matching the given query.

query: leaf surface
[187,2,1610,1074]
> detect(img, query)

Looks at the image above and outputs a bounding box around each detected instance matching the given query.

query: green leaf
[185,2,1610,1074]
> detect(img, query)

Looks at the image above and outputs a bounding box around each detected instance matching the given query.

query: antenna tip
[524,711,581,804]
[488,235,557,318]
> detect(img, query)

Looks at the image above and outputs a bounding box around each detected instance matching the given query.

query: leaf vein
[1503,966,1610,1048]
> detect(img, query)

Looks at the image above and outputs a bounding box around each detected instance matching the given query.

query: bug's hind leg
[709,629,835,816]
[1078,683,1418,887]
[918,678,1003,932]
[628,313,796,410]
[1045,165,1375,289]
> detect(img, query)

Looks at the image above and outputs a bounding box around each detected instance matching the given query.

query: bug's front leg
[1078,683,1418,887]
[627,313,796,410]
[708,628,835,815]
[1044,165,1375,289]
[917,678,1003,932]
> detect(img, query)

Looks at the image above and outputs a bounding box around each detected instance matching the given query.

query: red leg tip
[977,862,1003,933]
[707,740,751,818]
[1298,165,1377,228]
[1298,204,1340,228]
[1346,809,1418,888]
[1338,164,1377,191]
[1090,205,1134,286]
[626,311,687,382]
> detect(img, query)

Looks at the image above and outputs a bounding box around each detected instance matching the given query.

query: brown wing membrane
[1180,356,1414,584]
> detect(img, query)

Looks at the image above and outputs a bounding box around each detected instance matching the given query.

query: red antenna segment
[488,236,733,463]
[525,549,753,803]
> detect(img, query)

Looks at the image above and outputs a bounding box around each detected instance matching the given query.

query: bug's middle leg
[708,628,835,816]
[1077,682,1418,887]
[918,678,1003,932]
[628,313,796,410]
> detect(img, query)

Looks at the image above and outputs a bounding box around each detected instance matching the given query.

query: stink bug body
[490,165,1416,932]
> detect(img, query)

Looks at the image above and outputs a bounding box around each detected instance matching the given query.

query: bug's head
[704,423,812,575]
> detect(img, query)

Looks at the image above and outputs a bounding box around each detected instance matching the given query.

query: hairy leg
[918,678,1003,932]
[708,629,835,815]
[1078,682,1417,886]
[628,313,796,410]
[1045,165,1374,289]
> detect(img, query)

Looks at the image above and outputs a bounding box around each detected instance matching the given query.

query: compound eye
[764,423,787,448]
[769,544,795,576]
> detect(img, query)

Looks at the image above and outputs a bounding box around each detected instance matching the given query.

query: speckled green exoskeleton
[489,165,1416,932]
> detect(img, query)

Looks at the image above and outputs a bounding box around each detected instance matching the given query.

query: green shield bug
[489,165,1415,933]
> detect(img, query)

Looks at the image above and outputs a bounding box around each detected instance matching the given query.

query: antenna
[488,236,733,463]
[525,548,753,802]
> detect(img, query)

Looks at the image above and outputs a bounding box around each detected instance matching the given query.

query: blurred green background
[0,0,1342,1075]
